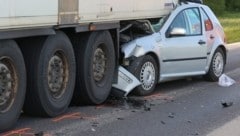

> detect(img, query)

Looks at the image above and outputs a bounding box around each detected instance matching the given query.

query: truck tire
[72,31,115,105]
[127,55,158,96]
[204,48,225,81]
[20,31,76,117]
[0,40,26,132]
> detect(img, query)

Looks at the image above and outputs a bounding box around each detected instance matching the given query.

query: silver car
[120,2,227,96]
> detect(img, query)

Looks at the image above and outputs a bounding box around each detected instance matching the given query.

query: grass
[218,11,240,43]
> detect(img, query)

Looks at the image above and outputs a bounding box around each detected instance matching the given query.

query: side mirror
[169,27,186,37]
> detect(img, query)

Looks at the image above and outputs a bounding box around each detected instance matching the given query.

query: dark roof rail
[179,0,203,4]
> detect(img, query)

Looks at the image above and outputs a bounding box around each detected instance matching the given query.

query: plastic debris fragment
[218,74,236,87]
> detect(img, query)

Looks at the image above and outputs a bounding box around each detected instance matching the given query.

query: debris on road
[221,101,233,108]
[91,128,96,132]
[188,131,200,136]
[168,112,175,118]
[35,131,52,136]
[144,101,151,111]
[161,121,166,125]
[144,106,151,111]
[218,74,236,87]
[117,117,125,120]
[91,122,99,127]
[192,132,199,136]
[104,96,156,112]
[35,131,44,136]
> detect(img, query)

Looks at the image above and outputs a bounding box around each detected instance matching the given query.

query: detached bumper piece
[112,66,141,97]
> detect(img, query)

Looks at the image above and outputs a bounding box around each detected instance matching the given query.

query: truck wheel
[21,31,76,117]
[204,48,225,81]
[72,31,115,105]
[127,55,158,96]
[0,40,26,132]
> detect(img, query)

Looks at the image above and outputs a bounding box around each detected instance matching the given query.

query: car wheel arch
[218,45,227,64]
[206,45,227,73]
[146,52,160,70]
[125,51,160,74]
[144,52,161,82]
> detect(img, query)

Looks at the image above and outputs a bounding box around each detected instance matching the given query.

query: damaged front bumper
[112,66,141,97]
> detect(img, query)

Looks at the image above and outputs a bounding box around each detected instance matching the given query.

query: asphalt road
[1,43,240,136]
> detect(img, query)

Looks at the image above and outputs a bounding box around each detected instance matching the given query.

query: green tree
[226,0,240,11]
[225,0,233,10]
[204,0,225,15]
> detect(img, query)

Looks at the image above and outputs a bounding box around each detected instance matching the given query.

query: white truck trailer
[0,0,177,131]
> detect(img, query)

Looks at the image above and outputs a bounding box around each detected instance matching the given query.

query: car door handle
[210,35,215,39]
[198,40,206,45]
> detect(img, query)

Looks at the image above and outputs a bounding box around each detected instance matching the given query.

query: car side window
[170,12,187,31]
[201,8,213,31]
[184,8,202,35]
[167,8,202,37]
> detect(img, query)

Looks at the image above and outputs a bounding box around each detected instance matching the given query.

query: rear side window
[201,8,213,31]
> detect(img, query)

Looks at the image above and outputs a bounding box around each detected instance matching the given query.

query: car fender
[121,34,161,59]
[205,38,227,72]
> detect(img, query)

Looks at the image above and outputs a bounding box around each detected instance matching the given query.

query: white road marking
[207,116,240,136]
[227,42,240,50]
[206,64,240,136]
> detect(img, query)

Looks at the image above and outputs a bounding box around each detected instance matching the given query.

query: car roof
[175,2,218,21]
[178,2,203,8]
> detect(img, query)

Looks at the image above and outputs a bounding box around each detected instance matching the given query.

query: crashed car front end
[112,2,227,97]
[121,34,161,62]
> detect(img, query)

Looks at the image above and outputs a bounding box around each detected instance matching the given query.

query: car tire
[0,40,26,132]
[20,31,76,117]
[72,31,115,105]
[204,48,225,82]
[127,55,159,96]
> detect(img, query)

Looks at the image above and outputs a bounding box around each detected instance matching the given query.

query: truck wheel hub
[93,47,106,82]
[0,58,16,113]
[48,52,68,99]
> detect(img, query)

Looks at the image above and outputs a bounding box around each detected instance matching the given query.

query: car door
[200,7,215,60]
[160,7,207,77]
